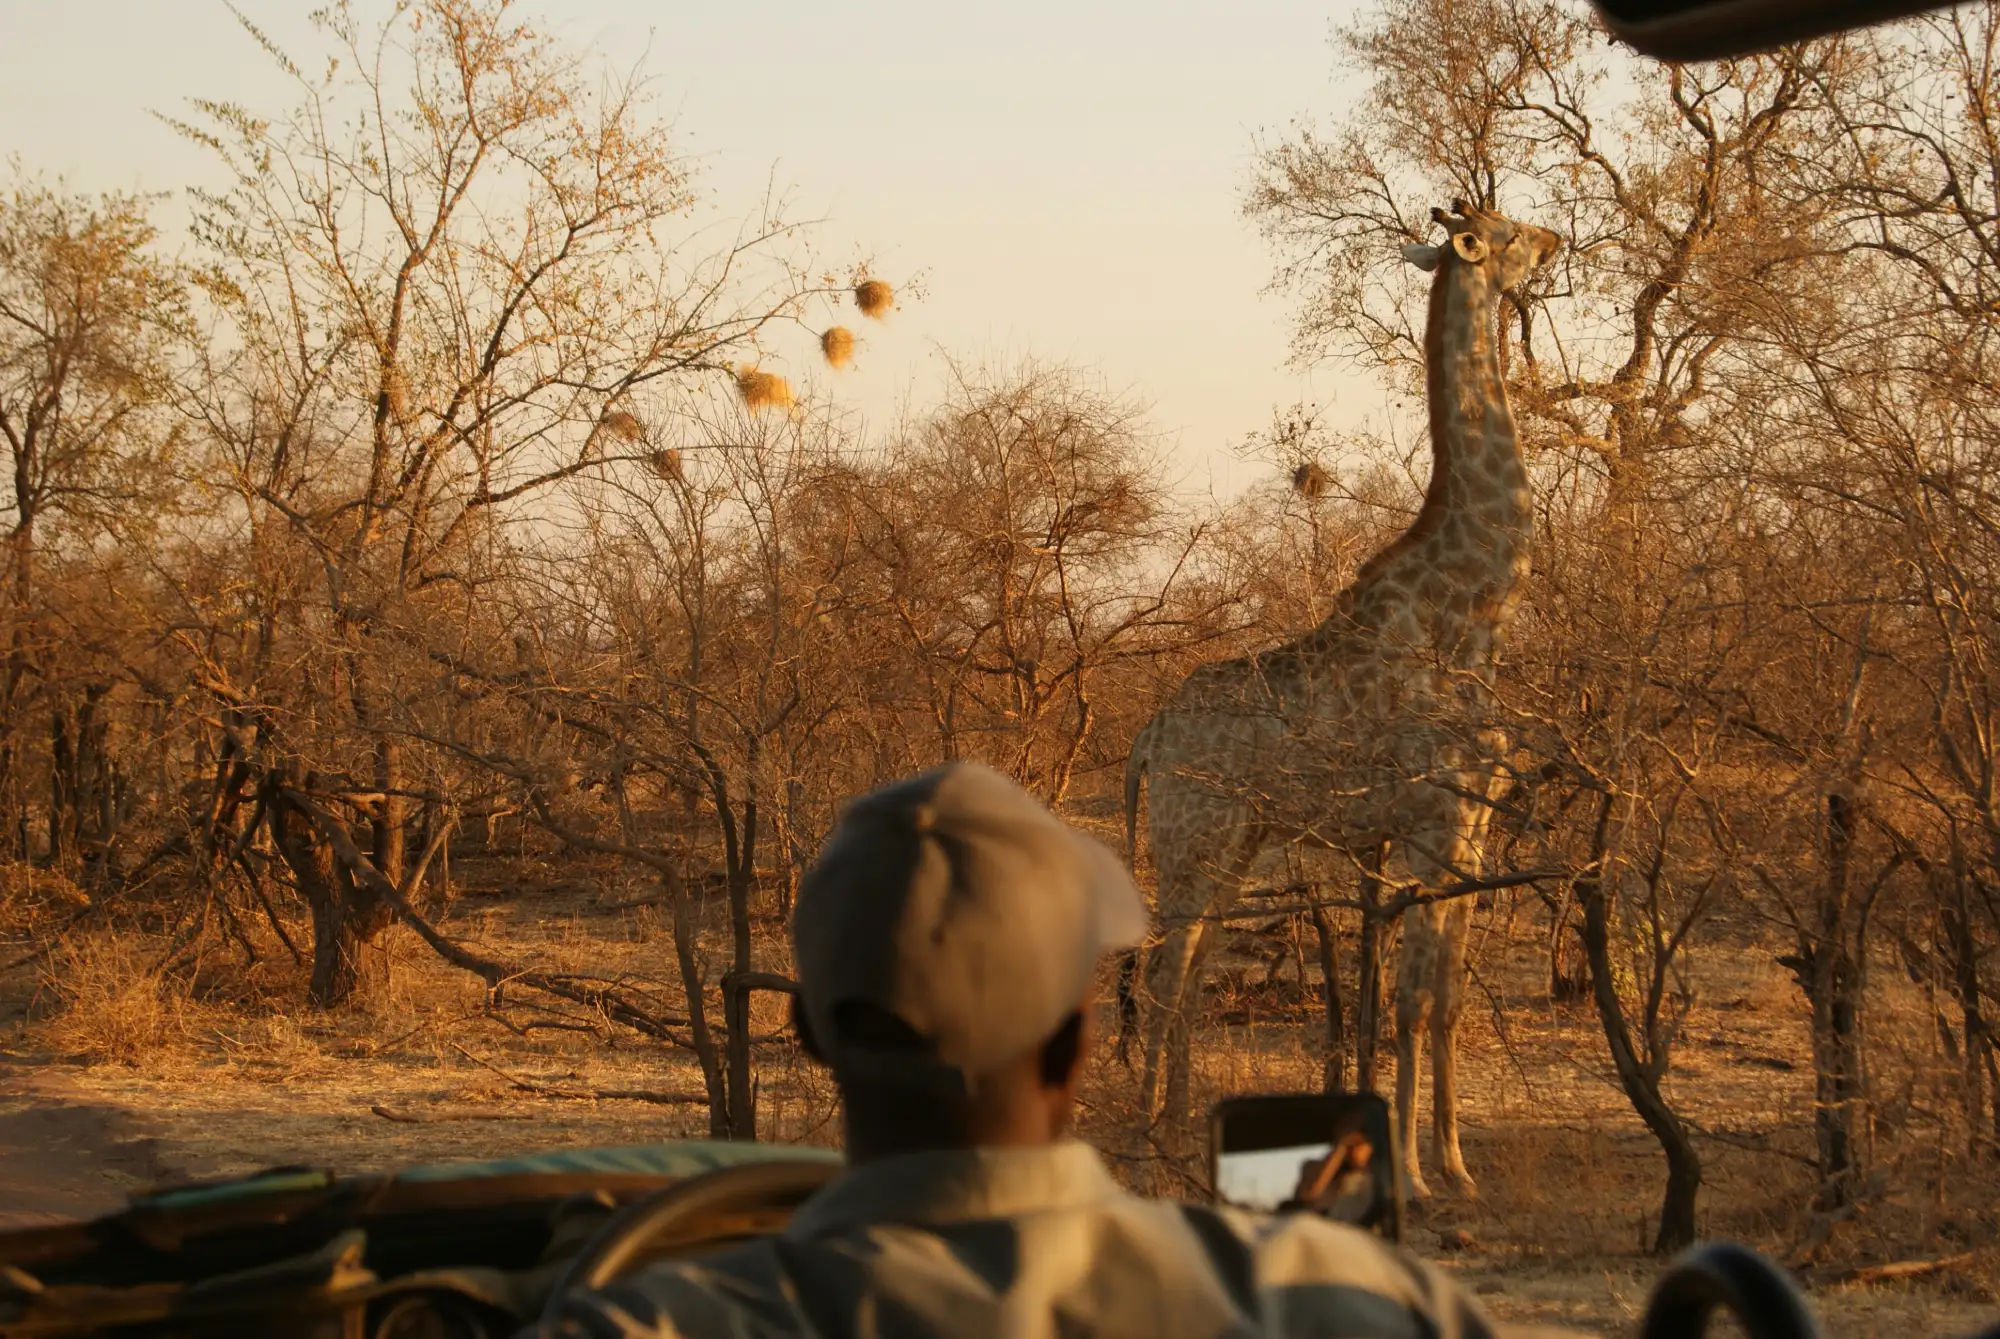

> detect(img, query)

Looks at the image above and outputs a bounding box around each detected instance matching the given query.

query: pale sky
[0,1,1371,497]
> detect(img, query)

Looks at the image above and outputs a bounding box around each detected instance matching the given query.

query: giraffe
[1121,201,1560,1199]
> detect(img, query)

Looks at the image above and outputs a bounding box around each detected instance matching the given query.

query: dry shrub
[600,408,645,442]
[853,279,893,319]
[821,326,855,368]
[36,932,216,1068]
[0,861,89,939]
[735,368,795,412]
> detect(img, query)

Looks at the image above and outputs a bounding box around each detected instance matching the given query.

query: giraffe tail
[1115,715,1159,1066]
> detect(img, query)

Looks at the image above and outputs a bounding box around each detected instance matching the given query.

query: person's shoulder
[1193,1204,1498,1334]
[1203,1201,1411,1269]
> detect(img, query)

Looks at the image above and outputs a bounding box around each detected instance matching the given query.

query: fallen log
[449,1043,708,1107]
[369,1104,535,1125]
[1825,1252,1978,1285]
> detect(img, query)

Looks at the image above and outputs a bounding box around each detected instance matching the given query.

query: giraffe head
[1401,200,1561,292]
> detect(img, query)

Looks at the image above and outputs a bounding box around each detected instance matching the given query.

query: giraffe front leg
[1431,1000,1476,1197]
[1406,837,1481,1198]
[1395,989,1432,1201]
[1426,887,1479,1196]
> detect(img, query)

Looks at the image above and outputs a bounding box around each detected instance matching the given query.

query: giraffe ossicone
[1121,200,1562,1199]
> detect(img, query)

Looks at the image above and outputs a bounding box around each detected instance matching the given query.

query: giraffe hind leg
[1140,847,1249,1120]
[1139,918,1201,1119]
[1141,918,1216,1122]
[1163,920,1214,1119]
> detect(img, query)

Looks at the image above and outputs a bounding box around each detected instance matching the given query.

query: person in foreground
[530,761,1570,1339]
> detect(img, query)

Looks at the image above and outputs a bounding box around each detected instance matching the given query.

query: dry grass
[32,933,228,1070]
[821,326,855,368]
[853,279,893,319]
[4,853,842,1177]
[735,368,796,412]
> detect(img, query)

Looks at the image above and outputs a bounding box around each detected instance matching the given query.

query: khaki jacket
[528,1141,1585,1339]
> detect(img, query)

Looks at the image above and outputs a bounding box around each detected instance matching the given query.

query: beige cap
[792,761,1148,1089]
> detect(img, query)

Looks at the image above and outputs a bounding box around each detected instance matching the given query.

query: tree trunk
[270,782,386,1008]
[274,797,359,1006]
[1355,847,1388,1093]
[1579,868,1702,1250]
[725,829,757,1138]
[1802,788,1869,1209]
[672,872,729,1137]
[373,737,406,890]
[777,775,806,921]
[1575,793,1702,1253]
[1355,918,1382,1092]
[1942,897,1991,1157]
[1312,899,1351,1091]
[1547,888,1590,1004]
[48,705,72,864]
[2,502,36,862]
[78,688,114,883]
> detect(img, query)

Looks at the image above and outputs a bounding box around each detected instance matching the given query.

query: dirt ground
[0,1067,174,1229]
[3,852,1996,1339]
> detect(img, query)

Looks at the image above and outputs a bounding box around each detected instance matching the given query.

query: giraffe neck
[1326,254,1531,653]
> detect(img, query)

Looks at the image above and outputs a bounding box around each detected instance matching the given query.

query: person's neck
[842,1117,1064,1165]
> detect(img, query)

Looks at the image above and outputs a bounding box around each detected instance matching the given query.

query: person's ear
[792,994,826,1063]
[1037,1011,1087,1089]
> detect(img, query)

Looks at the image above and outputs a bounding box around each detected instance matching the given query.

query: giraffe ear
[1401,243,1442,272]
[1451,232,1489,263]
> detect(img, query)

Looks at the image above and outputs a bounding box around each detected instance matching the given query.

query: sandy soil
[0,1063,177,1229]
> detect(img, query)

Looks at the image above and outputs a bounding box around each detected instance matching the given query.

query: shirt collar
[785,1140,1128,1237]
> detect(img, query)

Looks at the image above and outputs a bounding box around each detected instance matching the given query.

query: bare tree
[0,178,179,872]
[165,0,838,1005]
[856,364,1210,801]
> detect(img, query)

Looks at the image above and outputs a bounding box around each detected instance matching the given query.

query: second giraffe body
[1124,203,1561,1198]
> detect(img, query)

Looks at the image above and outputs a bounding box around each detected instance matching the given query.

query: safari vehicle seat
[0,1140,841,1338]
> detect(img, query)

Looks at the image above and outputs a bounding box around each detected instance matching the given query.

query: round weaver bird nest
[821,326,856,369]
[649,448,683,482]
[383,368,410,421]
[600,409,645,442]
[1292,461,1330,500]
[735,368,796,412]
[853,278,894,319]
